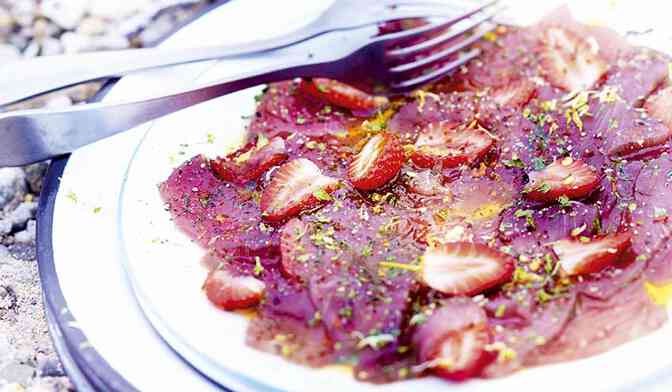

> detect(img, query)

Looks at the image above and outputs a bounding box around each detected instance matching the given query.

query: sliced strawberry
[203,269,265,311]
[524,157,599,202]
[348,132,404,190]
[279,218,310,280]
[420,242,515,296]
[260,158,339,222]
[539,27,608,92]
[212,136,288,183]
[645,85,672,129]
[550,232,632,276]
[298,78,388,111]
[491,78,536,108]
[413,298,495,381]
[411,122,494,169]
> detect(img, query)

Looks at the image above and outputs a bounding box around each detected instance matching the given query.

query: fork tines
[377,0,503,93]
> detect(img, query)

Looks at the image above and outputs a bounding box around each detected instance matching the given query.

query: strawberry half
[203,269,265,311]
[212,136,288,183]
[298,78,389,111]
[550,232,632,276]
[491,78,536,108]
[524,157,599,202]
[260,158,339,222]
[539,27,608,92]
[412,298,495,381]
[645,85,672,129]
[348,132,404,190]
[420,242,515,296]
[411,122,494,169]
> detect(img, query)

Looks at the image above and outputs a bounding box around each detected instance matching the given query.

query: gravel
[0,0,217,390]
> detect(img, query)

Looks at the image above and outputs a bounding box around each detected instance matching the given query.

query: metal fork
[0,1,500,167]
[0,0,496,107]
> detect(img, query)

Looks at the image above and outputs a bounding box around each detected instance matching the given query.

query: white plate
[47,0,672,391]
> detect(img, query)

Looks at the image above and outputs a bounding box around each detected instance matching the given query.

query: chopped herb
[538,183,551,193]
[339,306,353,319]
[592,217,602,235]
[531,157,546,171]
[206,133,216,144]
[361,244,373,257]
[66,191,78,203]
[297,254,311,262]
[254,256,264,276]
[570,223,587,237]
[313,188,332,201]
[514,209,536,230]
[654,207,668,221]
[308,311,322,327]
[409,312,428,326]
[627,202,638,213]
[296,115,306,125]
[502,157,526,169]
[92,206,102,214]
[558,195,572,208]
[495,304,507,318]
[636,254,649,262]
[536,289,554,303]
[254,92,264,102]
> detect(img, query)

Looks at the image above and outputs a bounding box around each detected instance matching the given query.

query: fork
[0,1,500,167]
[0,0,496,107]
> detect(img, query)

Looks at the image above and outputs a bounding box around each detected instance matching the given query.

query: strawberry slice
[203,269,265,311]
[411,122,494,169]
[212,136,288,183]
[524,157,599,202]
[412,298,495,381]
[260,158,339,222]
[491,78,536,108]
[645,85,672,129]
[539,27,608,92]
[348,132,404,190]
[406,169,448,196]
[420,242,514,296]
[298,78,389,111]
[550,232,632,276]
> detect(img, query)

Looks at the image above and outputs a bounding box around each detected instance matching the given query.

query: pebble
[13,221,36,245]
[0,364,35,385]
[39,0,88,30]
[0,170,26,211]
[23,163,48,195]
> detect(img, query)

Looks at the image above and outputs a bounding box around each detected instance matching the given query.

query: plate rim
[35,2,231,390]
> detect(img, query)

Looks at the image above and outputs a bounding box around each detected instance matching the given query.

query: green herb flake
[66,191,78,203]
[313,188,332,201]
[502,157,526,169]
[558,195,572,208]
[654,207,668,220]
[92,206,102,214]
[296,116,306,125]
[206,133,216,144]
[253,256,264,276]
[495,304,507,318]
[514,209,536,229]
[532,157,546,171]
[361,244,373,257]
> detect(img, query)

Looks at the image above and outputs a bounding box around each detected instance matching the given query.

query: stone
[7,244,35,261]
[0,169,26,211]
[77,16,107,36]
[23,163,48,194]
[0,363,35,385]
[13,221,35,244]
[59,31,93,53]
[39,0,87,30]
[9,203,37,232]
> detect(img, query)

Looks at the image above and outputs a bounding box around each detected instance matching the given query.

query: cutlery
[0,1,500,166]
[0,0,496,107]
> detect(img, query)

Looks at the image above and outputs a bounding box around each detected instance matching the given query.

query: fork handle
[0,21,328,108]
[0,58,335,167]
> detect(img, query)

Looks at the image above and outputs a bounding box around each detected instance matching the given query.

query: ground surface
[0,1,214,390]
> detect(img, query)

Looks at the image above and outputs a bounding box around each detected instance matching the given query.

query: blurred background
[0,2,221,391]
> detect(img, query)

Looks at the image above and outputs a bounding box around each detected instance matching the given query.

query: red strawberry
[550,232,632,276]
[348,132,404,190]
[260,158,339,222]
[211,136,288,183]
[645,85,672,129]
[491,78,536,108]
[411,122,494,169]
[413,298,495,381]
[203,269,265,311]
[524,157,599,202]
[539,27,608,92]
[420,242,514,296]
[298,78,388,111]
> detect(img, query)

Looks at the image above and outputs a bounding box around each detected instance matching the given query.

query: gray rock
[7,244,35,261]
[9,203,37,232]
[0,363,35,385]
[39,0,87,30]
[23,163,48,195]
[0,169,26,210]
[13,221,35,244]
